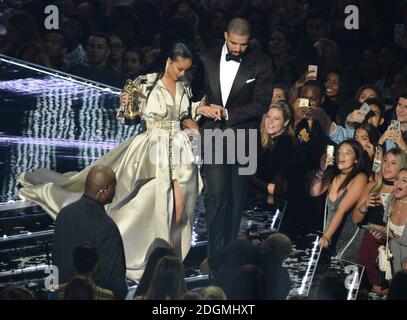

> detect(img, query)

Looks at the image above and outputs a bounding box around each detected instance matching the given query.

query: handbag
[377,211,393,281]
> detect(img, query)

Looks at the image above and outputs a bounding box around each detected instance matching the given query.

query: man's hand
[209,103,227,120]
[293,70,317,93]
[197,104,223,121]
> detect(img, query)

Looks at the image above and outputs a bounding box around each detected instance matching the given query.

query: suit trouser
[203,163,249,258]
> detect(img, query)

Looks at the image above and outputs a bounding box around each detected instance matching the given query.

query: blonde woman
[353,149,407,293]
[251,100,297,199]
[388,168,407,274]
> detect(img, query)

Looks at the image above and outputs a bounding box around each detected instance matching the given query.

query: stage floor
[0,56,373,300]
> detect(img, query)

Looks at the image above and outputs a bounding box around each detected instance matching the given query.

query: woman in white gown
[18,42,223,280]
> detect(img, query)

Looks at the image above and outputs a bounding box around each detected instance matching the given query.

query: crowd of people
[1,0,407,299]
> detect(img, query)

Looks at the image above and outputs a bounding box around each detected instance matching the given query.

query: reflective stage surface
[0,57,377,299]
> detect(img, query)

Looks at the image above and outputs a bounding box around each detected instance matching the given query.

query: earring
[165,62,169,73]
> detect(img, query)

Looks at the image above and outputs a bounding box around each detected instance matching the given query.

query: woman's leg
[172,180,185,225]
[170,180,186,256]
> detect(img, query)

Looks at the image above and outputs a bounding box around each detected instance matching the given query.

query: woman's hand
[120,92,132,106]
[365,192,381,208]
[320,153,334,172]
[364,142,375,159]
[378,127,393,145]
[182,118,199,130]
[319,235,330,248]
[346,109,366,124]
[267,183,275,195]
[392,130,407,151]
[370,230,385,240]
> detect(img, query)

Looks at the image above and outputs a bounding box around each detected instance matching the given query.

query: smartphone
[359,102,371,116]
[390,120,400,131]
[308,65,318,78]
[380,192,391,209]
[299,98,309,108]
[326,145,335,158]
[372,145,383,173]
[362,225,386,235]
[375,145,383,158]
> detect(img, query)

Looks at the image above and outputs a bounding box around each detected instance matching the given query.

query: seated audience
[63,277,94,300]
[57,244,114,300]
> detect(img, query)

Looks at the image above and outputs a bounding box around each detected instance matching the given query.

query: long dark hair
[6,12,42,48]
[146,256,187,300]
[353,123,380,146]
[135,247,177,297]
[144,41,194,105]
[354,84,383,103]
[334,139,368,192]
[147,41,194,78]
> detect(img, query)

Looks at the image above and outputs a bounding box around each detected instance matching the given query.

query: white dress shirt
[219,43,241,107]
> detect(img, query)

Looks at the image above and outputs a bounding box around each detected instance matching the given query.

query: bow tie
[225,53,242,63]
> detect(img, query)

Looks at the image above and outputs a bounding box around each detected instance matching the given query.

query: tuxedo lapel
[207,47,223,105]
[225,56,254,108]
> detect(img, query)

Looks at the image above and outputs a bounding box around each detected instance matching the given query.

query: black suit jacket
[197,45,274,130]
[52,195,127,299]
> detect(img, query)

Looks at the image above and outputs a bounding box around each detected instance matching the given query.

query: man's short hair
[300,80,325,97]
[45,29,68,48]
[261,233,292,262]
[227,18,251,36]
[73,244,99,275]
[88,32,111,49]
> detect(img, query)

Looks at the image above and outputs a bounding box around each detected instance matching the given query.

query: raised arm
[310,154,334,197]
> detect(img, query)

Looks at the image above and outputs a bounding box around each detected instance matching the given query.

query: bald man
[195,18,274,260]
[52,165,127,299]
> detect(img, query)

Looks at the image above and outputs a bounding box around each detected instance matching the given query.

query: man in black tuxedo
[197,18,273,262]
[52,165,128,299]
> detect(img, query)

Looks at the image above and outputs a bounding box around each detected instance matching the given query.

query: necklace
[383,179,394,186]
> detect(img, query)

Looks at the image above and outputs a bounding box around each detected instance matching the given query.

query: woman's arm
[321,173,368,244]
[310,154,334,197]
[250,175,272,194]
[352,181,375,224]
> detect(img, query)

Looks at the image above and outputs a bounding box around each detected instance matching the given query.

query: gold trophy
[117,78,146,125]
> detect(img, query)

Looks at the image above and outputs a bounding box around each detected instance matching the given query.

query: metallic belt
[145,120,180,181]
[145,120,181,132]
